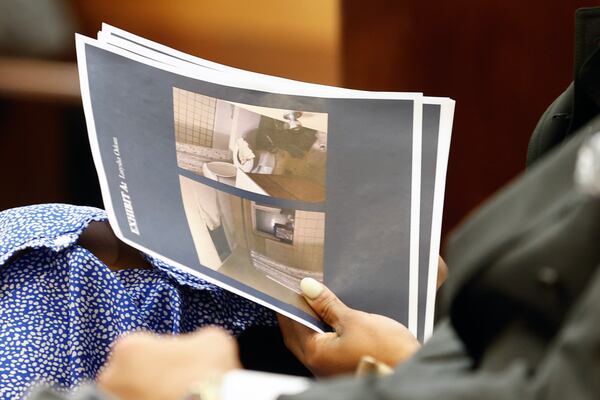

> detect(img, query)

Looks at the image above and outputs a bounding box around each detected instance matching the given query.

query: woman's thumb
[300,278,350,330]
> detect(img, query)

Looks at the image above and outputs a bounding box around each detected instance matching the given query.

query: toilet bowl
[202,161,237,185]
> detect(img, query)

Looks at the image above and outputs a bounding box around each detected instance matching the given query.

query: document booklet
[76,25,454,340]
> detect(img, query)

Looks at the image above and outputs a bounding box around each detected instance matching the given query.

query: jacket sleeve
[282,267,600,400]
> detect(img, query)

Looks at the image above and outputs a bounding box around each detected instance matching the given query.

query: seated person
[0,203,276,399]
[14,6,600,399]
[95,120,600,399]
[82,18,600,393]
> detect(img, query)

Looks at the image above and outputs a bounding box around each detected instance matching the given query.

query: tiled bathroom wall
[173,87,216,147]
[262,210,325,273]
[293,211,325,272]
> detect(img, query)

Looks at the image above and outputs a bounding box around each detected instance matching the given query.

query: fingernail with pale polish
[300,277,323,299]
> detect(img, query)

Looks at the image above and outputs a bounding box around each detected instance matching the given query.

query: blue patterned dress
[0,204,276,399]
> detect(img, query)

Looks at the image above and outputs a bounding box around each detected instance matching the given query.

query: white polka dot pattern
[0,204,276,399]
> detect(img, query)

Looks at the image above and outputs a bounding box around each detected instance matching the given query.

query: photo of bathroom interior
[173,87,328,203]
[179,175,325,313]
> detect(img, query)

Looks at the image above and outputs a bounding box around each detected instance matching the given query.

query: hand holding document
[76,25,454,340]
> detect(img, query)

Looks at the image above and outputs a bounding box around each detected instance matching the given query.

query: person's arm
[98,263,600,400]
[97,327,240,400]
[93,320,466,400]
[96,256,449,398]
[278,256,447,377]
[96,276,423,399]
[31,318,467,400]
[283,267,600,400]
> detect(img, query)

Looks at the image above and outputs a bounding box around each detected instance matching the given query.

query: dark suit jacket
[284,8,600,400]
[285,111,600,400]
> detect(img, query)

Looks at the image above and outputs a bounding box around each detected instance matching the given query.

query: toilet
[202,161,237,185]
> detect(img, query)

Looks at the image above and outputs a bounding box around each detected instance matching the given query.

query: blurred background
[0,0,597,245]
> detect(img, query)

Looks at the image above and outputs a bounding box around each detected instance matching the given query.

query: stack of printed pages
[76,25,454,342]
